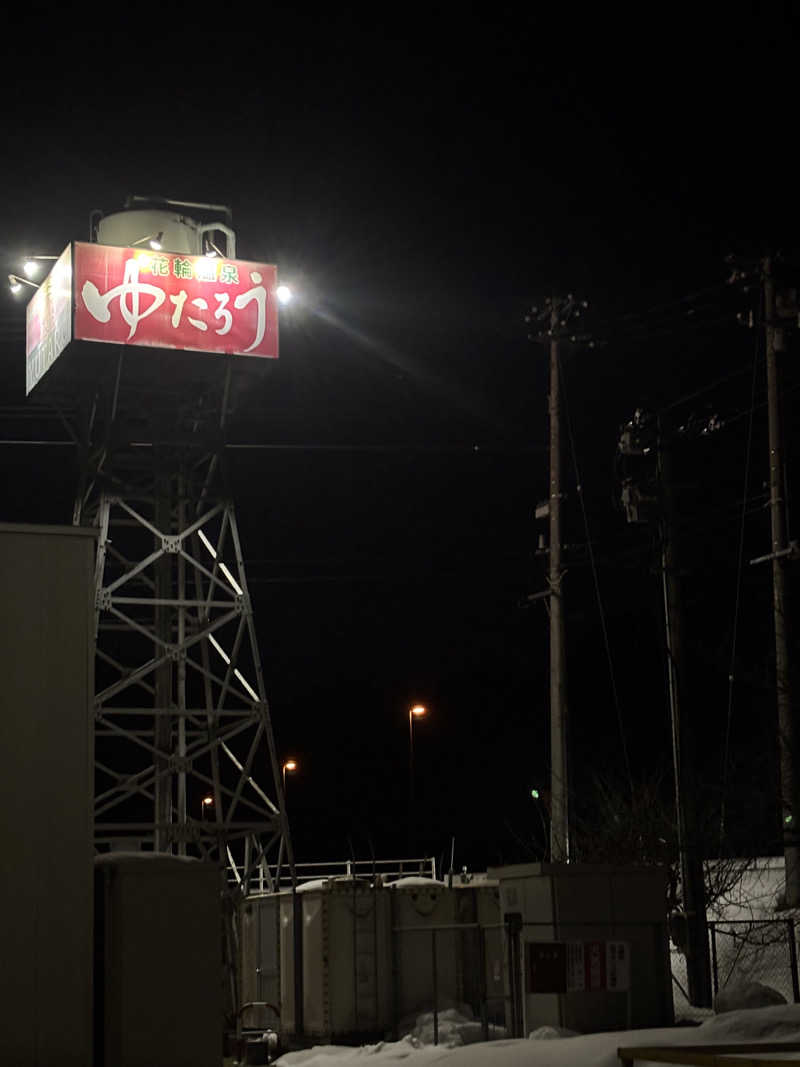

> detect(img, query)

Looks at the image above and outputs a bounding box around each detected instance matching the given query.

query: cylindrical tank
[96,209,202,254]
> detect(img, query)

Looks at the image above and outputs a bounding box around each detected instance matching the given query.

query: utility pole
[657,419,712,1007]
[762,255,800,907]
[548,306,569,862]
[617,409,712,1005]
[526,295,589,863]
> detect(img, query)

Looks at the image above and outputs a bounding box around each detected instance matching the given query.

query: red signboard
[73,242,278,359]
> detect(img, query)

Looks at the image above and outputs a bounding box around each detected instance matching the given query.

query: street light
[282,758,297,791]
[131,232,164,251]
[23,254,57,278]
[408,704,427,855]
[200,794,214,820]
[8,273,39,294]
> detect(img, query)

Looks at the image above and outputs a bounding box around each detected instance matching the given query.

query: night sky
[2,12,800,872]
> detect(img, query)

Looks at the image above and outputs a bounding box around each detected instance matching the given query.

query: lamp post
[408,704,427,855]
[131,232,164,250]
[530,789,550,860]
[8,273,39,294]
[200,794,213,821]
[282,758,297,793]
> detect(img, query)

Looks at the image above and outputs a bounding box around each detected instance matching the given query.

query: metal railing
[232,854,438,893]
[391,919,508,1045]
[391,917,672,1044]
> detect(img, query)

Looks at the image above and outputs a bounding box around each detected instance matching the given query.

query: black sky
[2,11,800,870]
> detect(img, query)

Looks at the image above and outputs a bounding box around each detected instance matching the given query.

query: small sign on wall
[526,940,630,993]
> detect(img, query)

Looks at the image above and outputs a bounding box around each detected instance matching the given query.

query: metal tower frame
[74,352,294,897]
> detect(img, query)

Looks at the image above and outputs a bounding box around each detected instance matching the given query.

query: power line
[558,346,635,800]
[719,329,761,852]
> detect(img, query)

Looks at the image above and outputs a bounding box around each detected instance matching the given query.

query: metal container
[279,878,393,1039]
[94,853,222,1067]
[488,862,674,1034]
[0,524,95,1067]
[387,876,502,1029]
[239,892,282,1030]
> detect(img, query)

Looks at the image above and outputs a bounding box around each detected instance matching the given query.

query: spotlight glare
[23,260,40,278]
[276,284,292,305]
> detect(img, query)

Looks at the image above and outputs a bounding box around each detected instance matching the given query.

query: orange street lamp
[200,794,214,821]
[282,759,297,791]
[408,704,428,854]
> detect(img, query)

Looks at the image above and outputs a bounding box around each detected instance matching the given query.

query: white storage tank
[281,878,393,1040]
[387,875,502,1029]
[94,202,236,257]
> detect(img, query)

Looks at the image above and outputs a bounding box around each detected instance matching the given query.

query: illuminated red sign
[73,242,278,359]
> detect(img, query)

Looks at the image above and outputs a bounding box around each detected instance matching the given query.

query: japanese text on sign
[73,243,279,359]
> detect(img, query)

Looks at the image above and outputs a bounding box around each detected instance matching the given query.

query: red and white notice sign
[73,242,279,359]
[566,940,630,992]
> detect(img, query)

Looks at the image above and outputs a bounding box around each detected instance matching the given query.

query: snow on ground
[275,1005,800,1067]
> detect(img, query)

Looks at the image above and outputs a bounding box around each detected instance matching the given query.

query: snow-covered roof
[385,876,446,888]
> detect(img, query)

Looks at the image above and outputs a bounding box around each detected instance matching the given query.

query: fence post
[478,924,489,1041]
[505,913,523,1039]
[788,918,800,1004]
[432,928,439,1046]
[390,892,399,1040]
[709,922,718,999]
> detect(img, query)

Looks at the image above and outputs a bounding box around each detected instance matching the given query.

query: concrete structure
[0,524,95,1067]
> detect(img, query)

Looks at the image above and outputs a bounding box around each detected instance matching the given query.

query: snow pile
[276,1036,447,1067]
[527,1026,579,1039]
[405,1008,506,1048]
[275,1005,800,1067]
[699,1002,800,1041]
[714,981,787,1014]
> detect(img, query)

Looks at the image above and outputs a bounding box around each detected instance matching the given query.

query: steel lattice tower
[73,352,294,896]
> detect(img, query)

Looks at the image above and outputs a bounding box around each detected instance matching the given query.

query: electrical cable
[557,345,635,801]
[592,281,733,334]
[718,312,762,855]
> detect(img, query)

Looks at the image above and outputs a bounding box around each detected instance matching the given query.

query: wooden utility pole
[548,307,569,862]
[762,256,800,906]
[527,295,589,862]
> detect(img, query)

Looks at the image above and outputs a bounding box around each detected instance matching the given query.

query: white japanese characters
[80,254,270,353]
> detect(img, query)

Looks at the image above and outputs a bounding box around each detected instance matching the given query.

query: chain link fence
[672,919,800,1021]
